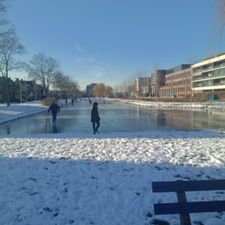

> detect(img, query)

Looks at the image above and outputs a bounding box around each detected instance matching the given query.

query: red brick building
[159,64,192,99]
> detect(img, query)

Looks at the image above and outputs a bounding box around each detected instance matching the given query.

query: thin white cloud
[75,57,97,64]
[74,42,97,65]
[95,72,104,78]
[74,42,84,54]
[87,57,96,63]
[92,66,108,80]
[73,42,116,84]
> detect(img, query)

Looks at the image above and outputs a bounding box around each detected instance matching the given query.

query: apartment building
[150,70,166,97]
[192,53,225,97]
[159,64,192,99]
[134,77,151,97]
[86,83,97,97]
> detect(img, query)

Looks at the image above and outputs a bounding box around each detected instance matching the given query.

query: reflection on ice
[52,122,58,133]
[1,102,225,135]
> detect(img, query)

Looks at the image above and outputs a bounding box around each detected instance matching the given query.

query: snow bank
[116,99,225,111]
[0,102,47,124]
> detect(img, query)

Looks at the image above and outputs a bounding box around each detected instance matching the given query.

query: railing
[192,73,225,82]
[193,64,225,75]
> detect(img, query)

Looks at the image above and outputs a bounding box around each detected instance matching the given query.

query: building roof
[166,64,191,74]
[192,53,225,68]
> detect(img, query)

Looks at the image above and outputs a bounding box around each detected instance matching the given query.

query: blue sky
[8,0,225,89]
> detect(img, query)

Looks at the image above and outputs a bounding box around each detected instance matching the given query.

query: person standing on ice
[91,102,100,134]
[48,101,60,123]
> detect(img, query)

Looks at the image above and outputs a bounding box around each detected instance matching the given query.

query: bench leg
[180,214,192,225]
[177,192,192,225]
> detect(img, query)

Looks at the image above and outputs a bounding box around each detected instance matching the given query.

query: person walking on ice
[48,101,60,123]
[91,102,100,134]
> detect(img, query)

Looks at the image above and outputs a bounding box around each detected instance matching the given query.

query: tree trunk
[5,62,10,107]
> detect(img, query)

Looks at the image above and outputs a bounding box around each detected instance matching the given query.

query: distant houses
[134,52,225,101]
[0,78,43,103]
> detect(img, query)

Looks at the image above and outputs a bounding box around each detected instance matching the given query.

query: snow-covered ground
[0,100,68,124]
[0,100,225,225]
[0,102,47,124]
[119,99,225,111]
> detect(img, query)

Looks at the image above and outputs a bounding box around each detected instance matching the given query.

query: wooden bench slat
[152,180,225,193]
[154,200,225,215]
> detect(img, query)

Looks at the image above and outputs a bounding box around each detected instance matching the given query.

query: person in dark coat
[48,101,60,123]
[91,102,100,134]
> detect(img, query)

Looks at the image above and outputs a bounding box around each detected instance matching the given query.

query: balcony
[192,64,225,76]
[192,72,225,81]
[193,80,225,88]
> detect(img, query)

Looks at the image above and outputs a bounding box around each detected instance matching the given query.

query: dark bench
[152,179,225,225]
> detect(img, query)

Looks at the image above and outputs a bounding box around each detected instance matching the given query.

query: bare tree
[27,52,60,97]
[53,72,79,98]
[68,80,80,98]
[0,0,10,34]
[105,85,113,97]
[0,28,25,105]
[114,76,136,98]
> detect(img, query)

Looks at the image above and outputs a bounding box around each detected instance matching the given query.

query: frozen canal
[0,100,225,135]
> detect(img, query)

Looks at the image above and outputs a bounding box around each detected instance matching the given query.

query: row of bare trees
[26,52,79,98]
[113,74,139,98]
[53,71,79,98]
[0,0,25,105]
[0,0,80,106]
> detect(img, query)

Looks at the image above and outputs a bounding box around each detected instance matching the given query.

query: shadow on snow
[0,156,225,225]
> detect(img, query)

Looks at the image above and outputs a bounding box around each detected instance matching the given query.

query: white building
[192,53,225,96]
[134,77,151,97]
